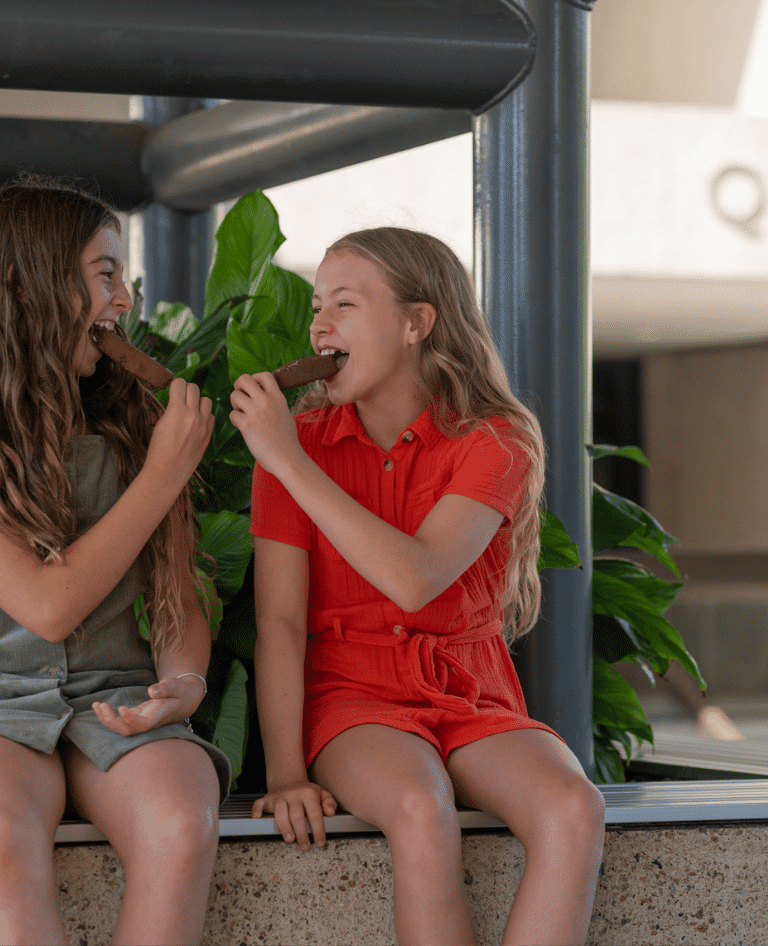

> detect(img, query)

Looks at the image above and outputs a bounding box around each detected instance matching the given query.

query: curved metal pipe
[143,101,471,212]
[0,0,534,113]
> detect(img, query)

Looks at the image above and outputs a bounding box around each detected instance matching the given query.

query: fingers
[167,376,213,415]
[91,694,177,736]
[251,783,336,851]
[232,371,280,396]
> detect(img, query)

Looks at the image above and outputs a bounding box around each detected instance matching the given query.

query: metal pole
[473,0,595,775]
[136,98,216,320]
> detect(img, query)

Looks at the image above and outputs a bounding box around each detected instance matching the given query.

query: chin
[75,360,98,378]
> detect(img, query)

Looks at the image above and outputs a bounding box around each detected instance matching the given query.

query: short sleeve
[444,425,530,522]
[249,461,312,551]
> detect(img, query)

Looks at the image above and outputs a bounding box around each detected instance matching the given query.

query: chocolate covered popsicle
[272,352,346,391]
[91,325,174,390]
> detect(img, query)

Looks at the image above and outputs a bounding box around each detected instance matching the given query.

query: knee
[384,784,460,856]
[135,795,219,866]
[538,776,606,852]
[0,805,49,877]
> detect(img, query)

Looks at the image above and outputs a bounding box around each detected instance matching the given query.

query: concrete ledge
[55,818,768,945]
[51,782,768,945]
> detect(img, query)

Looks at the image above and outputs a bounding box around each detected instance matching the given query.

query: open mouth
[321,348,349,375]
[90,320,117,343]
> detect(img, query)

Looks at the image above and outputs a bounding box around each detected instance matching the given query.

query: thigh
[447,728,600,843]
[310,724,457,830]
[0,735,66,840]
[62,738,220,855]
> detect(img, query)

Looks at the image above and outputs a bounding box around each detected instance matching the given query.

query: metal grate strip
[54,780,768,844]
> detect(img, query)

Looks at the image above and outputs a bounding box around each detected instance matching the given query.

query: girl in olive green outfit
[0,179,229,946]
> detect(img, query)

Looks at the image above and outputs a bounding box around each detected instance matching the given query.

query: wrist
[175,671,208,696]
[266,765,308,791]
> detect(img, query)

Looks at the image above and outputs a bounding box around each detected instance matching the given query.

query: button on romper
[250,404,560,767]
[0,435,230,800]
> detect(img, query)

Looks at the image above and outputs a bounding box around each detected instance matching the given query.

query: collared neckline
[319,403,442,450]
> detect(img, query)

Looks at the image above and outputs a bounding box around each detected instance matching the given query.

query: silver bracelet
[176,672,208,696]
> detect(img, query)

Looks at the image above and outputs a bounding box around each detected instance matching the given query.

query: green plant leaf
[133,594,151,642]
[593,443,650,467]
[226,311,287,379]
[595,558,684,613]
[163,304,231,375]
[198,511,253,604]
[144,301,198,347]
[593,734,628,784]
[204,191,285,319]
[593,484,680,576]
[124,278,146,345]
[538,509,582,571]
[196,570,224,640]
[593,614,643,664]
[592,655,654,735]
[593,564,704,688]
[271,264,315,346]
[218,590,259,669]
[212,657,250,785]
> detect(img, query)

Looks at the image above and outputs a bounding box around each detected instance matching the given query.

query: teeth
[94,321,116,331]
[320,347,348,357]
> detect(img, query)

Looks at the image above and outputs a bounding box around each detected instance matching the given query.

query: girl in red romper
[230,227,605,946]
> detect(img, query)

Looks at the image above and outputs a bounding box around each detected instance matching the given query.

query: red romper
[250,403,560,766]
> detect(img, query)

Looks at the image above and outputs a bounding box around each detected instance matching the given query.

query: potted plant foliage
[126,189,703,786]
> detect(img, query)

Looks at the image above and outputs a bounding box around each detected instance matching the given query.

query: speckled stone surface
[54,823,768,945]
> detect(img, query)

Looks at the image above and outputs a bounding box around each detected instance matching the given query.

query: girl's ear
[406,302,437,344]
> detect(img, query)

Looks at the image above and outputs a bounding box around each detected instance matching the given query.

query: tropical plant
[125,188,703,788]
[126,190,314,789]
[540,447,706,782]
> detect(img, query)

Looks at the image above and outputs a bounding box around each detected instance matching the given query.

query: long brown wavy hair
[0,177,197,657]
[296,227,546,640]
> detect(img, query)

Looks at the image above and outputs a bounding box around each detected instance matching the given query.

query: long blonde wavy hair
[296,227,545,640]
[0,178,197,657]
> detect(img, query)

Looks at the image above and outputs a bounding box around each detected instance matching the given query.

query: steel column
[473,0,595,773]
[136,98,216,320]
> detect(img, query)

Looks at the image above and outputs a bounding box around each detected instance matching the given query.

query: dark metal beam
[143,102,471,212]
[0,0,534,113]
[473,0,595,774]
[0,118,151,211]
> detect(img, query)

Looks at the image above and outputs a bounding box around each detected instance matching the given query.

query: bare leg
[311,724,478,946]
[63,739,220,946]
[447,729,605,946]
[0,737,67,946]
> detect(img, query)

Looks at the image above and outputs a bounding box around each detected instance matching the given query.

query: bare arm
[249,536,336,848]
[230,373,505,613]
[92,510,213,735]
[0,379,213,641]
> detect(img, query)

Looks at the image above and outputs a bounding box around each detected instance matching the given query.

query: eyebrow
[86,254,123,270]
[311,285,359,300]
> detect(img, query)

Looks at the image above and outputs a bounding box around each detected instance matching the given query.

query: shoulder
[453,417,528,465]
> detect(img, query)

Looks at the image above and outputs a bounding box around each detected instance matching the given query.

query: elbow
[23,606,76,643]
[391,578,441,615]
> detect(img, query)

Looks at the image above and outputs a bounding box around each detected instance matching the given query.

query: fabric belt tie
[315,619,502,715]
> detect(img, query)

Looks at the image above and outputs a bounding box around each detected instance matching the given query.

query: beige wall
[642,343,768,553]
[591,0,762,107]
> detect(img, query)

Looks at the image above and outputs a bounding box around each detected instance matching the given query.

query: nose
[113,275,132,313]
[309,303,332,342]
